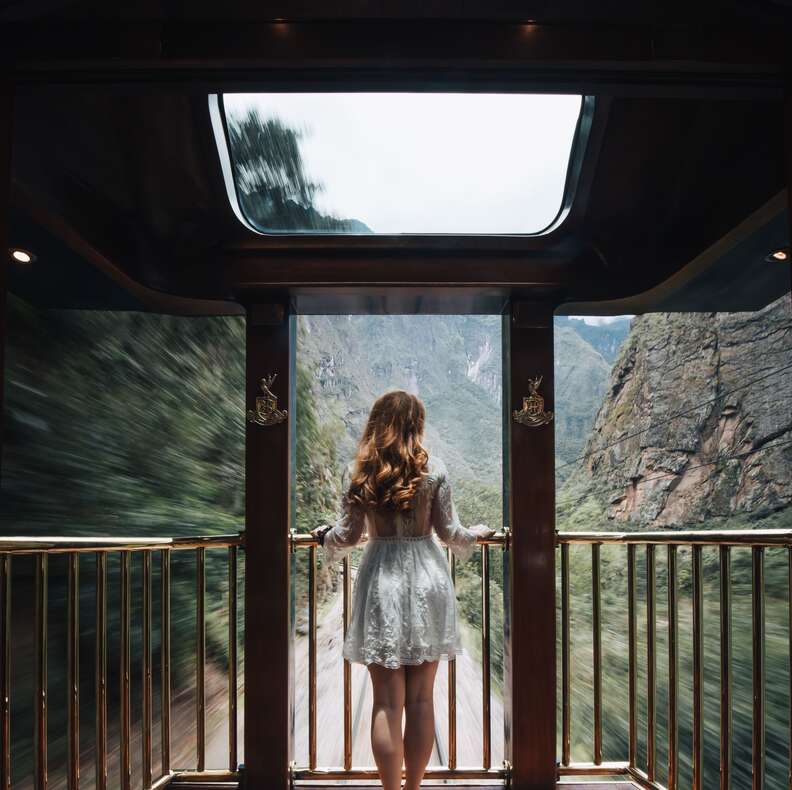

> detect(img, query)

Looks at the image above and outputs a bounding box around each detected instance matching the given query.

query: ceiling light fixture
[10,248,35,264]
[766,248,790,262]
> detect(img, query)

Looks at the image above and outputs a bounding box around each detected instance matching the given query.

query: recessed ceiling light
[10,248,35,264]
[766,248,790,262]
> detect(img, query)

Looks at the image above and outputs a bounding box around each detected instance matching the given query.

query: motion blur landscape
[1,102,790,788]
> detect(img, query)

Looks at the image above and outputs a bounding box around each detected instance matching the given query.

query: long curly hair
[347,390,429,511]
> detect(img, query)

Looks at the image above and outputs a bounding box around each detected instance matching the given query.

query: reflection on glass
[222,92,583,235]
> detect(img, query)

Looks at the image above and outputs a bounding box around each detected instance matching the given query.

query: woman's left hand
[470,524,496,539]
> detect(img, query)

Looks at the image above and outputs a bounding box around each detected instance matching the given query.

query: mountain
[298,314,629,494]
[560,294,792,530]
[298,315,503,488]
[555,316,632,363]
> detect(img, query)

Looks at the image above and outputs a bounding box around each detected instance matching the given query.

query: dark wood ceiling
[3,1,791,315]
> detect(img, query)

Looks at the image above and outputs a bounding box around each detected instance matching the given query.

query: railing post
[244,303,295,790]
[692,545,703,790]
[627,544,637,769]
[95,553,107,790]
[447,551,457,771]
[506,300,556,790]
[35,553,47,790]
[752,546,765,790]
[667,545,679,790]
[160,549,171,775]
[560,543,570,767]
[196,547,206,772]
[591,542,602,766]
[229,545,239,772]
[646,544,656,782]
[67,553,79,790]
[120,553,131,790]
[1,554,10,790]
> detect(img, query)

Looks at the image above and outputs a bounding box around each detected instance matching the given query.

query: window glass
[220,92,584,235]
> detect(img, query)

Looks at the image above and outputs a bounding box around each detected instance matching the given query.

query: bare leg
[403,661,439,790]
[368,663,406,790]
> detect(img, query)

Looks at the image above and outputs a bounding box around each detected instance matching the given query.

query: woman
[312,390,494,790]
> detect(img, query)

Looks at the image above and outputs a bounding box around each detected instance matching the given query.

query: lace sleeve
[430,465,478,563]
[321,468,366,564]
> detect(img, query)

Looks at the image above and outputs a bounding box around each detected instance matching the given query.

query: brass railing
[0,533,243,790]
[289,529,510,783]
[556,528,792,790]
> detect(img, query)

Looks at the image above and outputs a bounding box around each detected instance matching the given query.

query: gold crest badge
[247,374,288,427]
[512,375,554,427]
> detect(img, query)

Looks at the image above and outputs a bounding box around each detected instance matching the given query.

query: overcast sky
[224,92,582,235]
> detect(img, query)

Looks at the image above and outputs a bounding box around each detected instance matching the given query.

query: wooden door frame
[244,302,296,789]
[244,299,559,789]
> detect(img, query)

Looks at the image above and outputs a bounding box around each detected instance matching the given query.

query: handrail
[556,526,783,790]
[0,532,244,554]
[556,527,792,546]
[0,532,244,790]
[291,529,509,551]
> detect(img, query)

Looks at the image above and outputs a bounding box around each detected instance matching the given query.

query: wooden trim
[244,302,294,790]
[506,299,557,788]
[0,82,12,481]
[784,86,792,306]
[5,21,786,100]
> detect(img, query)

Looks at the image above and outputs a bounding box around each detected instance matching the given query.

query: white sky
[570,315,634,325]
[224,93,582,234]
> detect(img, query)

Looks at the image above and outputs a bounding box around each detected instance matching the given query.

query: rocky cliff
[562,294,792,529]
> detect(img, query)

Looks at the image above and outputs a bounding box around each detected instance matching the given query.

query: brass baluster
[308,545,317,770]
[667,545,678,790]
[720,545,732,790]
[67,553,79,790]
[196,547,206,772]
[448,550,457,771]
[561,542,570,767]
[120,553,131,790]
[161,550,171,774]
[142,550,152,789]
[752,546,765,790]
[35,553,47,790]
[229,545,238,772]
[481,543,491,771]
[343,555,352,771]
[627,544,637,769]
[692,545,703,790]
[592,542,602,766]
[95,553,107,790]
[1,554,10,790]
[646,544,656,782]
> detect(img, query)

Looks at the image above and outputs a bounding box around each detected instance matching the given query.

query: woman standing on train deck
[312,390,494,790]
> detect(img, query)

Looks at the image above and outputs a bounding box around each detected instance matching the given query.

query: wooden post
[505,299,557,789]
[244,302,294,790]
[785,86,792,305]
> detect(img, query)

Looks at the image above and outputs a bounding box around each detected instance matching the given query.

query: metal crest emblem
[247,374,288,427]
[512,375,554,427]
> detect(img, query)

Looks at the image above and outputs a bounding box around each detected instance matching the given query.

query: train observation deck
[2,3,792,790]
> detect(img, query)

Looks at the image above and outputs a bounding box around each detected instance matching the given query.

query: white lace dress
[321,456,479,669]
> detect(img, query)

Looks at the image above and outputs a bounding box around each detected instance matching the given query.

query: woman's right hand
[470,524,496,539]
[311,525,330,545]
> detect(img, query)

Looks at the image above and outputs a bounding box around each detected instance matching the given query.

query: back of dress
[320,455,480,668]
[322,455,478,564]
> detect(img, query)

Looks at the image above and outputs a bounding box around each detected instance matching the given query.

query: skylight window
[214,92,586,236]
